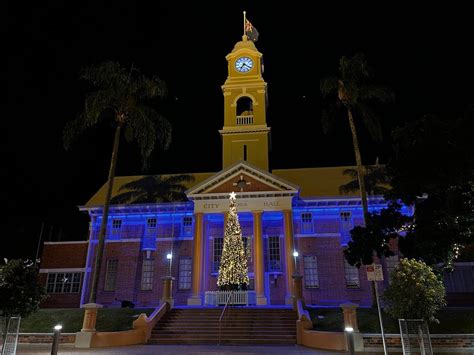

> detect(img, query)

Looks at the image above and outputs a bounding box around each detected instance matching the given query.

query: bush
[0,259,47,318]
[383,258,446,322]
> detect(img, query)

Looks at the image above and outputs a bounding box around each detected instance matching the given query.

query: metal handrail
[218,290,234,345]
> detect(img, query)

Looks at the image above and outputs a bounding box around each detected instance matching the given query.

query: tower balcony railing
[236,115,254,125]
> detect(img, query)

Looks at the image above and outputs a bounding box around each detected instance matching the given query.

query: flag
[245,19,259,42]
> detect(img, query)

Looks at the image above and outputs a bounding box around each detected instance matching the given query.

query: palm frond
[164,174,195,185]
[83,90,116,123]
[357,102,383,142]
[339,165,390,195]
[359,85,394,103]
[167,190,189,202]
[81,61,129,88]
[118,176,156,191]
[154,113,172,151]
[63,113,90,150]
[112,174,193,204]
[339,180,360,194]
[320,76,339,97]
[133,75,168,100]
[342,168,358,178]
[127,106,159,169]
[110,191,140,204]
[320,102,340,134]
[340,53,370,83]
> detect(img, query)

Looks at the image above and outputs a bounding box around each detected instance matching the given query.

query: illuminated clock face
[235,57,254,73]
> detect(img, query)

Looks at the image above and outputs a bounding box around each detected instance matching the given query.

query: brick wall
[363,334,474,349]
[39,242,88,308]
[297,236,372,306]
[40,242,88,268]
[18,333,75,344]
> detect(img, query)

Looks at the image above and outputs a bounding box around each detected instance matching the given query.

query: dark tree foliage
[321,52,394,220]
[63,61,171,169]
[344,203,410,267]
[387,107,474,268]
[0,259,47,318]
[110,174,195,204]
[62,61,172,303]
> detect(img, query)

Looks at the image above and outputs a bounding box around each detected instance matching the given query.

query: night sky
[5,2,473,259]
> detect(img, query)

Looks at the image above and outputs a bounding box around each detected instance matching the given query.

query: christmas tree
[217,192,249,290]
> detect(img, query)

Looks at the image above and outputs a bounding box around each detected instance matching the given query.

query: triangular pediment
[186,161,299,198]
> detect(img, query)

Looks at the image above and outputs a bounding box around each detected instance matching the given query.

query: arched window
[236,97,254,125]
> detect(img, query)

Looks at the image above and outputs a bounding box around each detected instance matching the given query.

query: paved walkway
[17,343,347,354]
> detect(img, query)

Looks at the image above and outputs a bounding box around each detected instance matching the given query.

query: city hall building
[39,35,407,309]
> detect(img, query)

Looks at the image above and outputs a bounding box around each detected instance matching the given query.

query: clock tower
[219,35,270,171]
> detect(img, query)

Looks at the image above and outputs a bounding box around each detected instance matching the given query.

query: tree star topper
[229,191,237,199]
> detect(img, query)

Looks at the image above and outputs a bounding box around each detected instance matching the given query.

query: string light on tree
[217,191,249,290]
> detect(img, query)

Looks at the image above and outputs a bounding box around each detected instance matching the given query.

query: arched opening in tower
[236,97,254,125]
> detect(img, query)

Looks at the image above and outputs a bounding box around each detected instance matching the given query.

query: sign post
[367,264,387,355]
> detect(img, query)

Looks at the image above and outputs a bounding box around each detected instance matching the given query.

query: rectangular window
[340,211,352,221]
[179,257,192,290]
[110,219,122,239]
[303,256,319,288]
[72,273,81,293]
[104,259,118,291]
[301,212,313,233]
[344,260,360,288]
[54,273,64,293]
[141,259,154,291]
[147,218,157,229]
[340,211,353,245]
[47,273,56,293]
[212,237,224,272]
[182,216,193,236]
[143,218,157,250]
[243,145,247,161]
[46,272,82,293]
[268,236,281,271]
[302,213,312,223]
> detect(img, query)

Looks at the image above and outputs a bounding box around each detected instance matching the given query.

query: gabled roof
[83,172,214,208]
[186,161,299,198]
[83,164,375,209]
[272,166,359,198]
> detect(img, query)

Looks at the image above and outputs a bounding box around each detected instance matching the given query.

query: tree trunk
[89,125,122,304]
[347,108,369,221]
[347,108,376,306]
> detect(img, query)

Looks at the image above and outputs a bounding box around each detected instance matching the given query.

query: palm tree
[63,61,171,304]
[110,174,195,204]
[339,163,390,196]
[321,53,393,222]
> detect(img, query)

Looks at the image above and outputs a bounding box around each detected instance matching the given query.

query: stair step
[149,308,297,345]
[153,330,295,335]
[149,339,296,345]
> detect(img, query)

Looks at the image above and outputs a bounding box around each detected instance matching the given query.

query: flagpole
[243,11,247,37]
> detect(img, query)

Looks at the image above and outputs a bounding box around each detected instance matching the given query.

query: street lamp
[293,251,299,273]
[345,326,355,355]
[51,324,62,355]
[166,253,172,276]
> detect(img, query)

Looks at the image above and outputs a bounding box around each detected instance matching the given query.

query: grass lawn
[20,308,154,333]
[307,307,474,334]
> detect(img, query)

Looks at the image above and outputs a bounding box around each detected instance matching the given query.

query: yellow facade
[220,36,270,171]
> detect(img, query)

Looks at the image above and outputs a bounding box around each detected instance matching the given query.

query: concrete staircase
[149,307,297,345]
